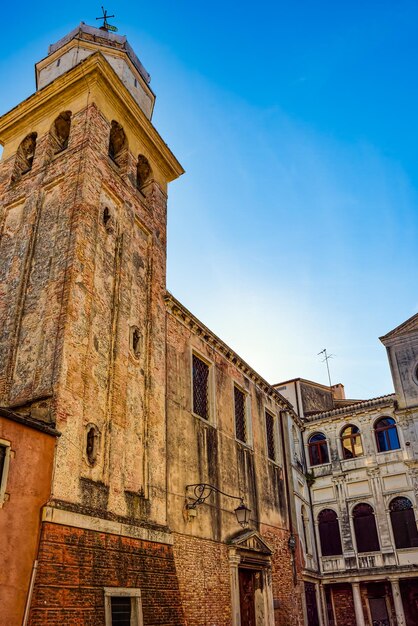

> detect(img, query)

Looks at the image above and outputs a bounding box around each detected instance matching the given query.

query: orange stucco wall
[0,418,56,626]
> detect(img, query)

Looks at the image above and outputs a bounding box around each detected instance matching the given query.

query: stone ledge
[42,505,174,545]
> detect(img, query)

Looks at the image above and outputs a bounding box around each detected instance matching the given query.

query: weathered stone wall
[28,523,185,626]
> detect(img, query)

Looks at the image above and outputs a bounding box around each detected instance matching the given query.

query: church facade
[0,22,417,626]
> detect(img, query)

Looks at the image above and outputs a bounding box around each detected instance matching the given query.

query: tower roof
[35,23,155,119]
[47,23,151,85]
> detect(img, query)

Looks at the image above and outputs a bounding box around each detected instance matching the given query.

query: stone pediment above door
[228,530,273,555]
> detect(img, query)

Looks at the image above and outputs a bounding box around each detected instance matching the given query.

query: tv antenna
[96,7,118,32]
[318,348,334,388]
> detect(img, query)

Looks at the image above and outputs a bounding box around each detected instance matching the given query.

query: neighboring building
[0,408,59,625]
[277,314,418,626]
[0,23,303,626]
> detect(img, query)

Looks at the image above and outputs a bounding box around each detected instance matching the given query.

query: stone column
[315,583,325,626]
[390,578,406,626]
[352,582,366,626]
[229,551,241,626]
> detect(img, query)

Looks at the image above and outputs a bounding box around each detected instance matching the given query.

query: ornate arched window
[390,497,418,549]
[353,503,380,552]
[318,509,342,556]
[108,120,127,167]
[50,111,71,153]
[136,154,152,192]
[12,132,37,181]
[341,425,363,459]
[308,433,329,466]
[374,417,400,452]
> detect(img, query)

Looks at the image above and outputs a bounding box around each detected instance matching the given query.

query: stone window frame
[0,439,11,508]
[264,407,280,464]
[190,347,216,425]
[412,361,418,387]
[339,423,364,460]
[232,380,253,447]
[373,416,401,454]
[307,432,330,468]
[104,587,143,626]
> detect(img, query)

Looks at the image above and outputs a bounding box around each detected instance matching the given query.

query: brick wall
[261,525,304,626]
[172,533,232,626]
[28,522,185,625]
[331,584,355,626]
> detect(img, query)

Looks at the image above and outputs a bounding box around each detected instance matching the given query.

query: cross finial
[96,6,118,32]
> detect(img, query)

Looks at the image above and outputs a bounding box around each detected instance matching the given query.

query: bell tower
[0,19,183,597]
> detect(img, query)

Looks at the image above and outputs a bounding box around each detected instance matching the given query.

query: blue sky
[1,1,418,397]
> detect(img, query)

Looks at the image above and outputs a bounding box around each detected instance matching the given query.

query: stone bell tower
[0,22,184,624]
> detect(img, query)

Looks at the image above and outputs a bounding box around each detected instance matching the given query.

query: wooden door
[239,568,256,626]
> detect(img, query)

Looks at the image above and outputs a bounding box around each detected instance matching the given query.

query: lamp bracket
[185,483,244,509]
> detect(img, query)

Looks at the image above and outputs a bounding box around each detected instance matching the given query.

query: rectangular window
[234,386,247,443]
[104,588,143,626]
[0,441,10,508]
[192,354,210,420]
[265,411,276,461]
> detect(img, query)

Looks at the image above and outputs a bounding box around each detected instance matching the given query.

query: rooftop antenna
[318,348,334,388]
[96,7,118,32]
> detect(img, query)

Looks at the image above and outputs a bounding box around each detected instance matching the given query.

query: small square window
[192,354,210,420]
[265,411,277,462]
[234,386,248,443]
[104,588,143,626]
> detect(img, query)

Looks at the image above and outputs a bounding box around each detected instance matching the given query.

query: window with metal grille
[390,497,418,549]
[234,386,247,443]
[111,597,131,626]
[104,588,142,626]
[265,411,276,461]
[192,354,209,420]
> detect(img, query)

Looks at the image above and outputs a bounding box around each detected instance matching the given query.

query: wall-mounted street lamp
[185,483,251,528]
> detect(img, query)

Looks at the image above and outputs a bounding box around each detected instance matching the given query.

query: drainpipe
[22,560,38,626]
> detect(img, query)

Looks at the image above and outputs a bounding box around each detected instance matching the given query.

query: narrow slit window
[192,354,209,420]
[234,386,247,443]
[265,411,276,461]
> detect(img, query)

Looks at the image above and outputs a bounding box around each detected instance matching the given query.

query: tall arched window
[12,132,37,181]
[308,433,329,466]
[136,154,152,192]
[374,417,400,452]
[390,497,418,549]
[50,111,71,153]
[341,425,363,459]
[108,120,127,167]
[318,509,342,556]
[353,503,380,552]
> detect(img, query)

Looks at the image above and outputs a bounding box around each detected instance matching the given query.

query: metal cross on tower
[96,7,118,32]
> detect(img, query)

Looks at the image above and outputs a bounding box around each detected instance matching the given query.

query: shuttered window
[353,503,380,552]
[318,509,343,556]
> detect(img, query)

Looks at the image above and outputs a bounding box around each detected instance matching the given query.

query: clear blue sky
[1,1,418,398]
